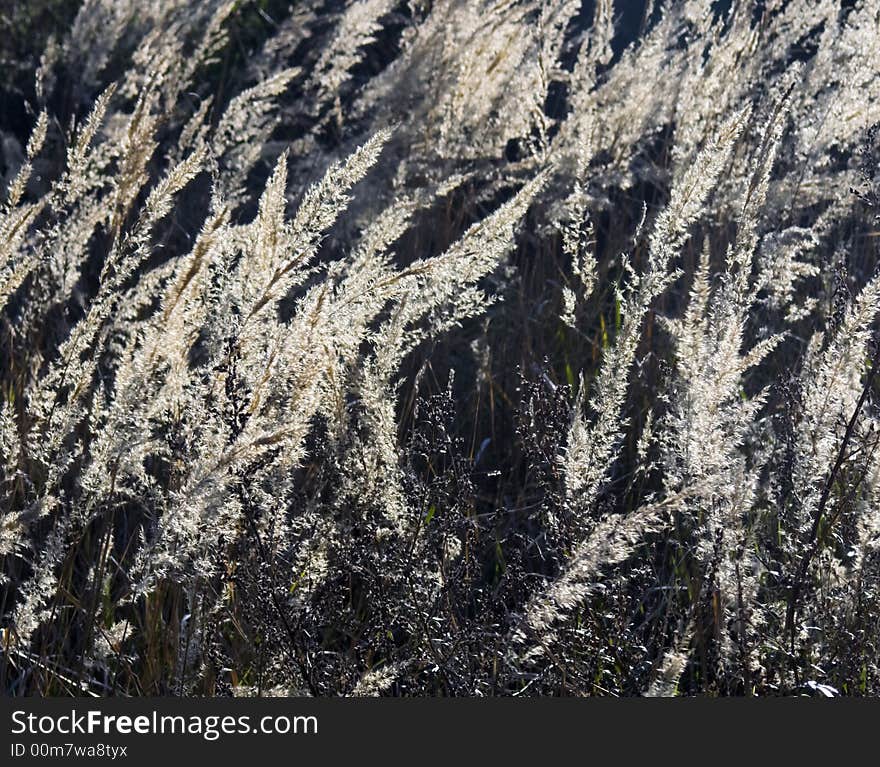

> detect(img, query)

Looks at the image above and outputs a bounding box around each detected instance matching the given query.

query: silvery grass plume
[657,92,793,679]
[508,110,749,664]
[644,620,694,698]
[563,108,749,517]
[344,172,546,529]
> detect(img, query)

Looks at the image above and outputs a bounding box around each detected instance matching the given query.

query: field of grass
[1,0,880,697]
